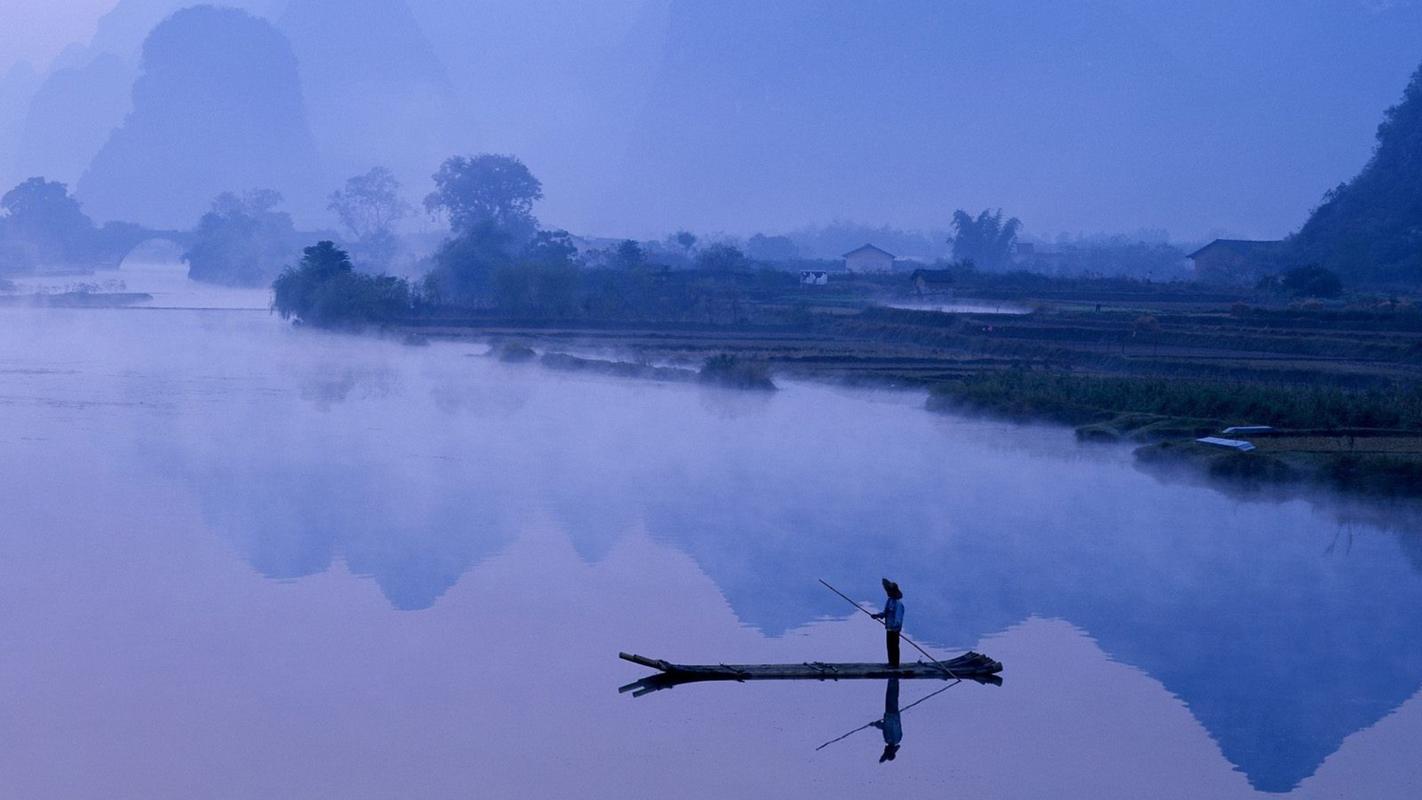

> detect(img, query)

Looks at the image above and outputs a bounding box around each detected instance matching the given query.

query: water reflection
[185,362,1422,789]
[874,679,903,762]
[4,309,1422,795]
[151,330,1422,790]
[815,679,928,760]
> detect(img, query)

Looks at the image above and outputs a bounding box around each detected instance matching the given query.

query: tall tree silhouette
[950,209,1021,271]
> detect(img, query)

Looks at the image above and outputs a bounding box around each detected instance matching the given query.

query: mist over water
[1,306,1420,797]
[2,1,1421,796]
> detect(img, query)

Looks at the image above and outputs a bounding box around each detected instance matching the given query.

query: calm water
[2,301,1420,799]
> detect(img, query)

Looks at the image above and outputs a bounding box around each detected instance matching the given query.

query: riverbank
[396,292,1422,498]
[925,371,1422,496]
[0,291,154,308]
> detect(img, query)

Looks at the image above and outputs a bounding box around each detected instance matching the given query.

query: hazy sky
[2,1,1420,241]
[1,0,120,70]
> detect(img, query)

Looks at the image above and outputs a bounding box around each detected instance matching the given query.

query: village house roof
[1187,239,1285,260]
[842,243,896,259]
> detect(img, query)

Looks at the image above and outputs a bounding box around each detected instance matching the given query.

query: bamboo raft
[618,651,1003,697]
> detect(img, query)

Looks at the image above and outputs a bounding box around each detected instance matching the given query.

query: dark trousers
[886,629,901,667]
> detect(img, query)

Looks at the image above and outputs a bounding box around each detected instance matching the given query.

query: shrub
[698,353,776,390]
[927,370,1422,430]
[272,241,411,328]
[492,341,536,362]
[1281,265,1343,298]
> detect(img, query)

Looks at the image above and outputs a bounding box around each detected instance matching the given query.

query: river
[1,291,1420,798]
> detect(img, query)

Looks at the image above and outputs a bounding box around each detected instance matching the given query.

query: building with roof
[843,243,896,273]
[1188,239,1285,284]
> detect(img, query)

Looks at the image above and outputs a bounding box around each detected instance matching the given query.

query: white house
[843,243,896,273]
[799,270,829,286]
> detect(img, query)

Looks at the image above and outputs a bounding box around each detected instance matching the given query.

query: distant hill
[278,0,461,196]
[0,62,39,190]
[1289,62,1422,286]
[5,0,277,198]
[615,0,1210,236]
[77,6,325,228]
[66,0,279,65]
[12,54,133,188]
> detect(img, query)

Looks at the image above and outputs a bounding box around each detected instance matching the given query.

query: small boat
[618,651,1003,697]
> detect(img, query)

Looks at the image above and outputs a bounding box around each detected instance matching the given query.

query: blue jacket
[882,598,904,631]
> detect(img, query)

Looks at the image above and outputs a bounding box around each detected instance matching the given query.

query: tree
[426,220,514,305]
[273,240,352,318]
[272,240,411,327]
[613,239,646,269]
[0,178,99,271]
[1281,264,1343,298]
[950,209,1021,271]
[424,154,543,241]
[493,259,578,317]
[673,230,697,255]
[486,229,581,317]
[1290,61,1422,284]
[524,229,579,268]
[695,242,748,272]
[329,167,411,267]
[746,233,799,262]
[2,177,89,229]
[185,190,299,286]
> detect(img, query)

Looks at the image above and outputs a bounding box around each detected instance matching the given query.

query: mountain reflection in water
[2,308,1421,798]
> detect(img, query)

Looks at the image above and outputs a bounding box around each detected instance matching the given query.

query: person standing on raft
[871,578,905,667]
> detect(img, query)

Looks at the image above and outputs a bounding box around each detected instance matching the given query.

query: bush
[698,353,776,390]
[695,243,749,272]
[1281,265,1343,298]
[927,370,1422,430]
[187,190,300,287]
[491,341,536,362]
[272,241,411,328]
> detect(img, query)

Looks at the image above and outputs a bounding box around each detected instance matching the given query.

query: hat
[882,578,903,599]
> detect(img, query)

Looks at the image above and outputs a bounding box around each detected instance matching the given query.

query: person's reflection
[870,678,902,762]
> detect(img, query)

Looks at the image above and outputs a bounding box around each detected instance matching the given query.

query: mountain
[608,1,1194,236]
[77,6,325,228]
[278,0,462,198]
[5,0,280,198]
[11,54,134,188]
[77,0,283,65]
[402,0,660,230]
[1290,61,1422,285]
[490,0,1419,240]
[0,61,39,190]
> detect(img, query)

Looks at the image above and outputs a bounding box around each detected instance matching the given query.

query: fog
[2,0,1421,239]
[1,304,1421,794]
[2,4,1422,796]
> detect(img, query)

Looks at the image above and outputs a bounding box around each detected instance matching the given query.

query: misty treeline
[0,178,149,274]
[271,154,1130,328]
[0,164,1187,297]
[273,240,413,328]
[268,154,804,328]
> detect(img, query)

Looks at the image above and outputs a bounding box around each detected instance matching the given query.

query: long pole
[818,579,959,679]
